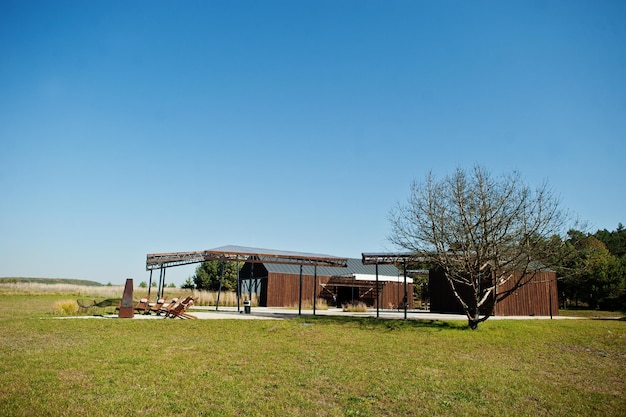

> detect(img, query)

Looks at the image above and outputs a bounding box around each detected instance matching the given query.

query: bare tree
[389,166,574,329]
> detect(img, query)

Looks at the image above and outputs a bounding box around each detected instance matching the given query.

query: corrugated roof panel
[210,245,343,260]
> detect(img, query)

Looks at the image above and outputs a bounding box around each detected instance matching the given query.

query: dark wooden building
[240,258,414,309]
[429,268,559,316]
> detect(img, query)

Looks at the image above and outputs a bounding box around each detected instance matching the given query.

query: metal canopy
[147,245,349,270]
[145,245,348,317]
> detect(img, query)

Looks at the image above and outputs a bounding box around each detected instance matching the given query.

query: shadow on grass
[591,316,626,321]
[293,315,468,331]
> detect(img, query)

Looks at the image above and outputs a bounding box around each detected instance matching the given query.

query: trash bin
[243,300,251,314]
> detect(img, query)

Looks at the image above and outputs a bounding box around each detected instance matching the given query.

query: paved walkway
[183,306,576,321]
[77,306,580,320]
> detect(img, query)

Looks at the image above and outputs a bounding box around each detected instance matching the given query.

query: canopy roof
[147,245,348,270]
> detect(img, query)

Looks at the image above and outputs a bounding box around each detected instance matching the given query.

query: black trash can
[243,300,251,314]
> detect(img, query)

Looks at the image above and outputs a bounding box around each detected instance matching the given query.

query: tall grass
[52,300,79,315]
[343,301,368,312]
[286,298,330,310]
[0,282,125,298]
[191,290,258,307]
[0,283,262,311]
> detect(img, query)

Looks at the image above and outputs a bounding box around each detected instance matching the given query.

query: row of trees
[558,225,626,310]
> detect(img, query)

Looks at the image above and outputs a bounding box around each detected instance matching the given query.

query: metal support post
[298,264,303,316]
[375,263,379,318]
[163,268,167,299]
[147,269,153,299]
[236,260,241,313]
[158,267,164,300]
[313,265,317,316]
[249,262,254,304]
[216,260,225,311]
[403,261,407,320]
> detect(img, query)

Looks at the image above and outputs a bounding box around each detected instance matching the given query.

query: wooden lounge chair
[134,297,150,314]
[157,297,179,316]
[149,298,167,315]
[165,297,196,319]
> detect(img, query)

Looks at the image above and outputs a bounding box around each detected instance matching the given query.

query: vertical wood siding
[429,269,558,316]
[494,270,558,316]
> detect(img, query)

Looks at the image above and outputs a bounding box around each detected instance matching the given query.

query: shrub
[342,302,368,312]
[52,300,79,315]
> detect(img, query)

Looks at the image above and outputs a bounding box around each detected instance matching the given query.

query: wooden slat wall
[495,270,558,316]
[379,282,414,310]
[265,273,330,307]
[429,269,558,316]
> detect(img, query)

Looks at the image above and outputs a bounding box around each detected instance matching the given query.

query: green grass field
[0,294,624,416]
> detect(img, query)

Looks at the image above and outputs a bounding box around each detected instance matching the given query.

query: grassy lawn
[0,294,624,416]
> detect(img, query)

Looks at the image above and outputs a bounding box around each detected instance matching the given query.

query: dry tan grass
[286,298,329,310]
[342,301,368,312]
[0,283,260,309]
[0,282,125,298]
[52,299,79,315]
[191,290,258,307]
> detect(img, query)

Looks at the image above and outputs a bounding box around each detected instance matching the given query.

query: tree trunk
[466,287,480,330]
[468,318,479,330]
[468,304,480,330]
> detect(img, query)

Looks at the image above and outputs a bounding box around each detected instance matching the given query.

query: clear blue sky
[1,1,624,286]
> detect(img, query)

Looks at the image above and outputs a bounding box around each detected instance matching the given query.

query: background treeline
[558,224,626,310]
[0,277,103,286]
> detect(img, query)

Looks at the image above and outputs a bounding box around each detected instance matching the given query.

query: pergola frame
[362,252,422,319]
[146,245,348,315]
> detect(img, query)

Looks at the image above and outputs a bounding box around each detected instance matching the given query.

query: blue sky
[1,1,624,286]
